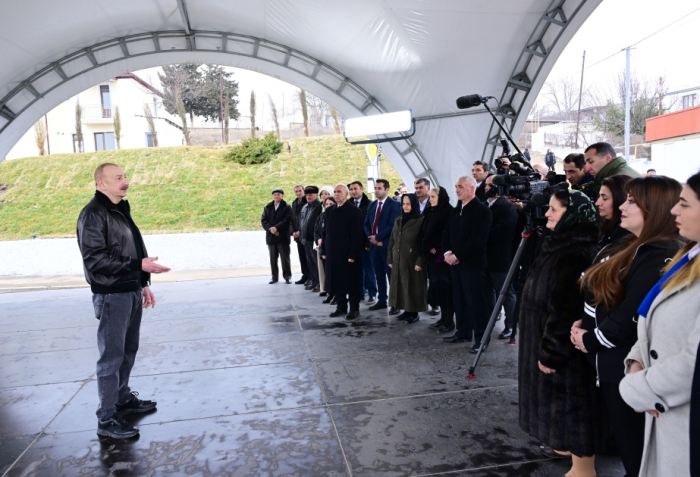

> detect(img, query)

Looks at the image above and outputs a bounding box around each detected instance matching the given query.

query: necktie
[356,200,359,207]
[372,201,382,235]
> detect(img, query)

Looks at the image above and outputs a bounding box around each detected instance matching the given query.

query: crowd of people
[261,141,700,477]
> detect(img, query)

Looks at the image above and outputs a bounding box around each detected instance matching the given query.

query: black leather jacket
[76,191,149,294]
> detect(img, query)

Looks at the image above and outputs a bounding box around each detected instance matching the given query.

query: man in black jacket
[484,175,518,339]
[77,163,170,439]
[442,176,493,352]
[300,186,323,291]
[261,188,292,284]
[349,181,377,305]
[290,184,310,285]
[472,161,490,202]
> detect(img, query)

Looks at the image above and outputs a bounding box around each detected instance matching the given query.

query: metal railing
[81,104,112,120]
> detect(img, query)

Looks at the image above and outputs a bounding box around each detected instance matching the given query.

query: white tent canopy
[0,0,601,188]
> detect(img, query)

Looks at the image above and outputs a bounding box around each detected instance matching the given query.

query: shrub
[224,132,283,165]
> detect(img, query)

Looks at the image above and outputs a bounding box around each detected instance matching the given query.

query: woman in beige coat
[620,171,700,477]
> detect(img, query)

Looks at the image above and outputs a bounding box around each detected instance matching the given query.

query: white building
[5,74,184,160]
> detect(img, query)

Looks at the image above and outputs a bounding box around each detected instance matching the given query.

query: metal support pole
[574,51,585,149]
[624,47,631,162]
[219,69,224,143]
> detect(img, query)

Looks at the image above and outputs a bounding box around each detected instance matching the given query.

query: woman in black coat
[420,186,454,332]
[519,189,603,477]
[574,175,683,477]
[595,174,633,248]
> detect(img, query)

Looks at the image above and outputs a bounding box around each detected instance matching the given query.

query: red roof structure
[646,105,700,142]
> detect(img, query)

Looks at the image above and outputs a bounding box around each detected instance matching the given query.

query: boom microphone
[456,94,485,109]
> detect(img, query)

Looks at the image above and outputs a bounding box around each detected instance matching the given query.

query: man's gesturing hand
[142,257,171,274]
[143,286,156,308]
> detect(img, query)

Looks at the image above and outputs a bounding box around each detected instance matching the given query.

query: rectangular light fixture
[344,110,413,142]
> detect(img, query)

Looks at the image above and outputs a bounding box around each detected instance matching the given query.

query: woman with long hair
[420,186,454,332]
[387,193,427,324]
[619,172,700,477]
[519,189,604,477]
[596,174,633,248]
[573,175,683,477]
[314,187,334,303]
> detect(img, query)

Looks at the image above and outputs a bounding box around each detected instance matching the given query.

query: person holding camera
[519,189,604,477]
[595,175,633,248]
[572,175,683,477]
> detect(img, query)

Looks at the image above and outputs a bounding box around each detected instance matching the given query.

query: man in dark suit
[349,181,377,305]
[290,184,310,285]
[319,184,365,320]
[261,188,292,284]
[443,176,493,353]
[484,175,518,339]
[472,161,490,202]
[414,177,432,215]
[364,179,401,313]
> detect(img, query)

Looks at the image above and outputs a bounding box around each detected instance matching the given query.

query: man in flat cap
[261,188,292,284]
[299,186,323,291]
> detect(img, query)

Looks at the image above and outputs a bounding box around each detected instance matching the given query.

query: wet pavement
[0,276,625,476]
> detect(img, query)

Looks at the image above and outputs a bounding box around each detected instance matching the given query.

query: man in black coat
[299,186,323,291]
[472,161,490,202]
[484,175,518,339]
[349,181,377,305]
[261,188,292,284]
[442,176,493,352]
[320,184,364,320]
[290,184,310,285]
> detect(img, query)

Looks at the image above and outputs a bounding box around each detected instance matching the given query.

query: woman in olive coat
[388,193,427,323]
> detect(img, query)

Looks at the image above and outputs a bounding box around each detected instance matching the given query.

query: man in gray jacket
[77,163,170,439]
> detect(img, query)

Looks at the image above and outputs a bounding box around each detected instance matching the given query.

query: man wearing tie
[364,179,401,313]
[349,181,377,306]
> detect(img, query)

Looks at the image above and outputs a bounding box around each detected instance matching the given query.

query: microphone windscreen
[531,192,550,206]
[456,94,483,110]
[491,175,506,185]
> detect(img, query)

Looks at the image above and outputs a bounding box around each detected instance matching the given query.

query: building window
[95,132,116,151]
[682,94,698,109]
[72,134,84,153]
[146,132,157,147]
[100,85,112,118]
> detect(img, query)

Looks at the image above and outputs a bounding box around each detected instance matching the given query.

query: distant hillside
[0,135,402,241]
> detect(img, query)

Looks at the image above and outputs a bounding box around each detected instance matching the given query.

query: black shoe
[428,322,441,329]
[305,285,314,290]
[312,286,320,292]
[319,292,328,297]
[295,277,308,285]
[285,278,291,284]
[115,391,157,416]
[438,324,455,333]
[330,297,338,305]
[345,311,360,320]
[360,295,366,301]
[322,295,333,304]
[498,328,512,339]
[470,343,488,354]
[97,415,139,439]
[305,280,313,287]
[443,335,466,343]
[368,302,387,311]
[539,445,570,459]
[330,308,348,318]
[366,297,378,306]
[269,278,278,284]
[389,307,400,315]
[396,311,409,321]
[428,306,440,316]
[405,313,420,324]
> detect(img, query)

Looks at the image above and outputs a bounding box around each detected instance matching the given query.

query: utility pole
[219,69,224,143]
[659,77,664,116]
[623,47,633,162]
[574,50,586,149]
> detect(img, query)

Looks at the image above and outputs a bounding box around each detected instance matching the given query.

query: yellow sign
[367,144,387,165]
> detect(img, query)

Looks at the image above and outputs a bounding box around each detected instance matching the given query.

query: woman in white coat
[620,171,700,477]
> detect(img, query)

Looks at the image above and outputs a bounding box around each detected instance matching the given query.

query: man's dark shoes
[369,302,388,311]
[428,306,440,316]
[438,324,455,333]
[269,278,278,284]
[97,415,139,439]
[443,335,466,343]
[470,343,488,354]
[389,307,400,315]
[428,322,441,329]
[405,313,420,324]
[329,308,348,318]
[295,277,307,285]
[330,296,338,305]
[305,284,314,290]
[346,310,360,320]
[396,312,409,321]
[115,391,157,416]
[322,295,334,304]
[285,278,291,284]
[498,328,512,339]
[367,297,378,306]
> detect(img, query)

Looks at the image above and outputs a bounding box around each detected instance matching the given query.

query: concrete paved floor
[0,276,625,476]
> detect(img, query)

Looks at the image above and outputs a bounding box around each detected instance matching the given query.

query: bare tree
[113,106,123,149]
[542,76,589,120]
[250,91,256,138]
[143,103,158,147]
[75,102,84,152]
[224,91,231,144]
[158,66,203,145]
[297,89,309,137]
[33,119,47,156]
[306,93,330,126]
[330,106,341,134]
[268,94,281,139]
[176,92,190,145]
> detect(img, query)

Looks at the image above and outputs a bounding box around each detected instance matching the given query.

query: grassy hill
[0,135,402,241]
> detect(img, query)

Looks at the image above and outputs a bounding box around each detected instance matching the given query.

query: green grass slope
[0,135,402,241]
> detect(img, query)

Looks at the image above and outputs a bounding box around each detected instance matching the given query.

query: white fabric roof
[0,0,601,187]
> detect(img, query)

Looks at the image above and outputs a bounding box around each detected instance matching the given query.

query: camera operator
[484,175,518,339]
[563,153,594,196]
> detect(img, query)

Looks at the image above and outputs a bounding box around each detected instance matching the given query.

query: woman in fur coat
[519,189,605,477]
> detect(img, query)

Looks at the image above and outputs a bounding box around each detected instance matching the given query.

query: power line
[629,5,700,47]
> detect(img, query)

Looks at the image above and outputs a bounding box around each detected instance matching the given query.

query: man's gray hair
[335,183,349,192]
[294,183,304,190]
[458,176,477,188]
[415,177,431,188]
